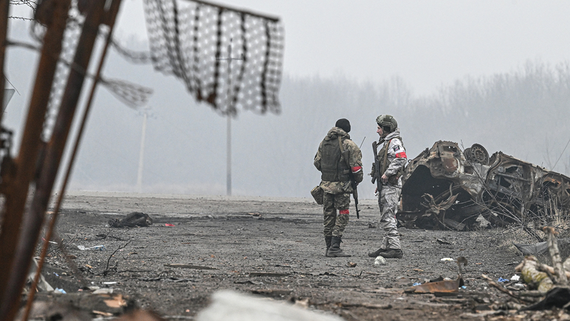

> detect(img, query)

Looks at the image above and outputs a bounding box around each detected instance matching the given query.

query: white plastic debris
[28,258,54,292]
[77,245,105,251]
[196,290,342,321]
[374,256,387,266]
[511,274,521,282]
[440,257,454,262]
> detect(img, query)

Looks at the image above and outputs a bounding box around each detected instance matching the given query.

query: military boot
[368,248,388,258]
[381,249,403,259]
[325,236,332,257]
[327,236,351,257]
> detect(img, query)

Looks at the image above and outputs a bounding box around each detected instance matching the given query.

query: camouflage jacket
[370,129,407,186]
[314,127,363,194]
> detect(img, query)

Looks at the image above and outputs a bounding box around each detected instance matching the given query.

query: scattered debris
[93,288,114,294]
[481,274,535,303]
[27,258,54,293]
[103,293,128,308]
[77,245,105,251]
[109,212,153,228]
[405,277,463,296]
[17,301,92,321]
[374,256,387,266]
[164,264,217,270]
[17,292,136,320]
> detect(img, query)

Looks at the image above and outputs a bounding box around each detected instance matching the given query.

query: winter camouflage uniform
[371,128,407,252]
[314,127,363,256]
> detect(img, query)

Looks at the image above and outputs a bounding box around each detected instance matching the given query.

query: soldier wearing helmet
[314,118,363,257]
[368,114,407,259]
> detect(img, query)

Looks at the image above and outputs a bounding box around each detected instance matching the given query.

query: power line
[552,136,570,171]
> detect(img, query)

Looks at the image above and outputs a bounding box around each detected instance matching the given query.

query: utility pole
[136,107,149,193]
[217,38,243,196]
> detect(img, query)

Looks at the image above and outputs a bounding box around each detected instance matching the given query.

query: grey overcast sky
[115,0,570,95]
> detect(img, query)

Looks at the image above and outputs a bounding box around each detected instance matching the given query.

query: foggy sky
[116,0,570,95]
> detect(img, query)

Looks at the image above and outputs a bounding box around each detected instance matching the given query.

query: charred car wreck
[398,141,570,233]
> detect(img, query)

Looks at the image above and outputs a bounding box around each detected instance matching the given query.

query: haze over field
[4,1,570,199]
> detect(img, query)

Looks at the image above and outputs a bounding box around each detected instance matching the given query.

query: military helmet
[376,114,398,132]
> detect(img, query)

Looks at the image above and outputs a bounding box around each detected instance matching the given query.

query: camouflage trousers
[323,192,350,237]
[377,184,401,250]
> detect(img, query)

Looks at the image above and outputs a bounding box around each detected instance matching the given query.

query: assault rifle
[371,141,382,200]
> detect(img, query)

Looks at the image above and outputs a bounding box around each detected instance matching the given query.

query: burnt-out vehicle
[398,141,570,233]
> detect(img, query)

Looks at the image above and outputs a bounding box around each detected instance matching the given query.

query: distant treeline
[67,58,570,198]
[276,60,570,198]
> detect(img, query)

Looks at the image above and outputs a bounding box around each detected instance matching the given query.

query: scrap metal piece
[108,212,153,228]
[405,277,463,296]
[464,143,489,165]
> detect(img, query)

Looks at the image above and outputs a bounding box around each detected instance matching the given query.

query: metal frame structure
[0,1,123,320]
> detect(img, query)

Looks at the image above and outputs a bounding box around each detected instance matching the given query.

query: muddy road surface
[31,192,563,320]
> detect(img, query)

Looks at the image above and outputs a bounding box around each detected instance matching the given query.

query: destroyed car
[398,141,570,232]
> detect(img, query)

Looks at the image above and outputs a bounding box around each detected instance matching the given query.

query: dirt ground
[25,192,570,320]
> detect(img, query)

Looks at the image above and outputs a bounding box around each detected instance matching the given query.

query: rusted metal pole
[0,0,70,317]
[0,0,9,125]
[22,1,123,319]
[1,1,107,320]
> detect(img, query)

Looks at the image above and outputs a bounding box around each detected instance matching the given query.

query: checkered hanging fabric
[143,0,284,115]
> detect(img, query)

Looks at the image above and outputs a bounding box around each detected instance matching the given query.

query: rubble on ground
[108,212,153,228]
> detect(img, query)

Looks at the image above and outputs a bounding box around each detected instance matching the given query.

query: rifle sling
[339,137,360,217]
[381,139,390,177]
[338,136,348,166]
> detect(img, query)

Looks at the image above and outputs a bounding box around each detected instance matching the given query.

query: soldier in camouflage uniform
[368,115,407,259]
[314,119,363,257]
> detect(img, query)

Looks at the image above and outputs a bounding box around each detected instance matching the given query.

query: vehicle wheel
[468,143,489,165]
